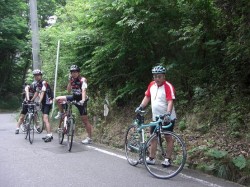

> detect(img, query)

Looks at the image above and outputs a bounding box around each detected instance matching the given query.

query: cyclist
[15,80,37,134]
[135,65,177,167]
[55,65,93,144]
[31,69,54,142]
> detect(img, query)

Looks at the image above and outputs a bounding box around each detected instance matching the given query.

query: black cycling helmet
[70,65,80,72]
[152,65,166,74]
[32,69,43,75]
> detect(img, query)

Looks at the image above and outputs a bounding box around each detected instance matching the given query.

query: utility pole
[29,0,41,70]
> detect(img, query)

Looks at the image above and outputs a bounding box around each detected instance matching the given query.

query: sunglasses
[70,71,79,73]
[153,74,165,79]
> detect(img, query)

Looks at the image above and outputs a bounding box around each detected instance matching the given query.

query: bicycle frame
[59,101,75,129]
[129,112,173,160]
[134,112,173,141]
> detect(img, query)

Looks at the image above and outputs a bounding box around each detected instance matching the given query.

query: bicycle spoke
[144,131,187,179]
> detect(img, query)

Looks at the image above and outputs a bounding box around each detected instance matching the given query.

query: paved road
[0,113,244,187]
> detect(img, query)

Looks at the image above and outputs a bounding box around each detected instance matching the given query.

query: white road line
[87,145,126,160]
[87,145,223,187]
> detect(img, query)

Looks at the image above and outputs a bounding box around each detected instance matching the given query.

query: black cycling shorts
[41,104,52,115]
[66,95,87,116]
[20,104,28,115]
[150,120,175,134]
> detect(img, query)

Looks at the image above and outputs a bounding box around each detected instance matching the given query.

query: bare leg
[81,115,92,138]
[43,114,51,134]
[55,96,67,113]
[17,114,25,128]
[149,137,158,158]
[165,135,174,159]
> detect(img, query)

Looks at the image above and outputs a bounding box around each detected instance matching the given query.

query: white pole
[51,40,60,117]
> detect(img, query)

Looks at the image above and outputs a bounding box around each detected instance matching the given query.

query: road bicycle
[20,102,44,134]
[57,101,79,152]
[22,101,44,144]
[125,110,187,179]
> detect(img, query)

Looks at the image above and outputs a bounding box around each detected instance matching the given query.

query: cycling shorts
[20,104,28,115]
[66,95,87,116]
[41,104,52,115]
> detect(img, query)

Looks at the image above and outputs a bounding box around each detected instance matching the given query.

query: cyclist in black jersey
[15,81,36,134]
[31,69,54,142]
[55,65,93,144]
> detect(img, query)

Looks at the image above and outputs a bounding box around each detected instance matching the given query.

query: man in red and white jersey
[136,65,176,167]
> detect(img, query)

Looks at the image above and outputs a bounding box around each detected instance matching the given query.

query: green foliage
[0,0,29,95]
[233,155,247,170]
[0,95,21,111]
[206,149,228,159]
[178,120,186,131]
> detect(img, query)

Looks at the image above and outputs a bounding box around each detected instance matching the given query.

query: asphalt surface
[0,113,244,187]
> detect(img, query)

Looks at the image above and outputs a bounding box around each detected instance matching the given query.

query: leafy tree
[0,0,29,95]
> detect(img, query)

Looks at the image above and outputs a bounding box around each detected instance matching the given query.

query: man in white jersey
[135,65,176,167]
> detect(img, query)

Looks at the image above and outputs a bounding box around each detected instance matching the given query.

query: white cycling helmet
[70,65,80,72]
[32,69,43,75]
[152,65,166,74]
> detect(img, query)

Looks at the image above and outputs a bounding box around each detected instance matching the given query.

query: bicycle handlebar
[23,101,40,106]
[135,109,168,119]
[135,109,173,128]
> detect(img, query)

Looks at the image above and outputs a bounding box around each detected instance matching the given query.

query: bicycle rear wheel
[28,115,35,144]
[144,131,187,179]
[67,118,75,152]
[34,111,44,134]
[125,125,141,166]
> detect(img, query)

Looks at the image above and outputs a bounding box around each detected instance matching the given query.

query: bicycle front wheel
[34,111,44,134]
[125,125,141,166]
[144,131,187,179]
[21,114,28,134]
[24,114,29,140]
[58,118,64,144]
[67,118,75,152]
[28,115,35,144]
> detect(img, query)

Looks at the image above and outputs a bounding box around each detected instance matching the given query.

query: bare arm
[81,78,88,101]
[82,88,87,101]
[140,96,151,108]
[31,92,38,102]
[67,81,71,93]
[39,91,45,103]
[24,85,30,101]
[167,100,174,114]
